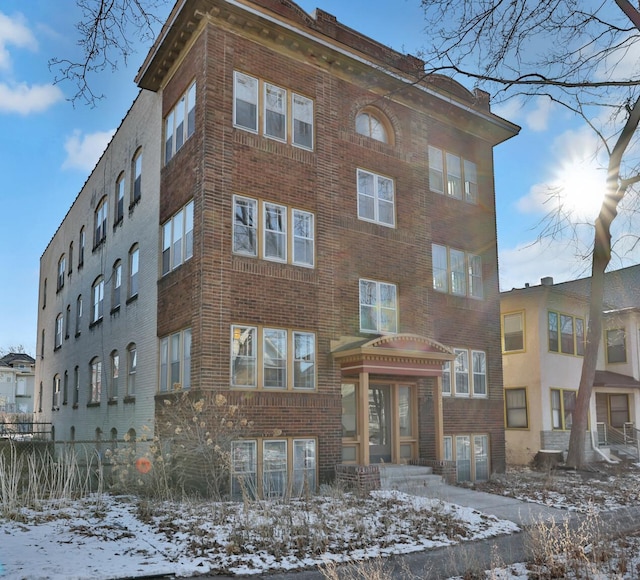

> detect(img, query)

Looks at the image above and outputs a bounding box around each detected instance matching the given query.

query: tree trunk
[565,94,640,467]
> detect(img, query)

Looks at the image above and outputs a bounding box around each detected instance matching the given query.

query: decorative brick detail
[335,464,380,495]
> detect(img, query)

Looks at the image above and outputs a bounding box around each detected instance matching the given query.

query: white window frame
[159,328,191,392]
[129,246,139,298]
[94,197,108,246]
[115,172,125,224]
[472,350,487,396]
[233,196,315,267]
[356,168,395,227]
[110,351,119,400]
[90,358,102,403]
[132,149,142,204]
[454,348,469,396]
[162,200,194,275]
[92,278,104,323]
[233,71,314,150]
[127,344,137,396]
[112,261,122,309]
[432,244,483,299]
[57,255,65,291]
[428,145,478,204]
[231,325,316,390]
[446,348,488,398]
[164,81,196,163]
[359,279,398,334]
[55,314,63,349]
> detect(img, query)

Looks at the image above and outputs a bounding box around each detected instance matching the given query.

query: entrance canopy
[331,334,455,377]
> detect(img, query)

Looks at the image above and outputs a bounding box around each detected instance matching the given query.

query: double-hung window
[90,358,102,403]
[232,196,314,267]
[359,279,397,334]
[112,261,122,309]
[442,348,487,397]
[92,278,104,323]
[428,146,478,203]
[231,325,316,390]
[115,173,125,224]
[129,245,139,298]
[233,71,314,150]
[127,343,137,396]
[132,150,142,204]
[432,244,483,299]
[551,388,576,430]
[57,255,66,291]
[55,314,63,349]
[503,312,524,352]
[164,81,196,163]
[161,201,194,275]
[548,311,585,356]
[505,388,528,429]
[606,328,627,363]
[159,329,191,392]
[357,169,395,227]
[94,197,108,247]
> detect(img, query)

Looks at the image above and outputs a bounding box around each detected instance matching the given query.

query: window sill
[126,294,138,305]
[92,239,106,252]
[110,305,121,315]
[75,331,81,338]
[72,403,79,409]
[113,218,123,230]
[89,318,103,329]
[124,395,135,404]
[128,197,141,213]
[108,398,118,406]
[54,345,62,352]
[87,402,100,408]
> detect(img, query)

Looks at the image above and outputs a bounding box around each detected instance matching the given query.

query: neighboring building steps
[378,465,446,495]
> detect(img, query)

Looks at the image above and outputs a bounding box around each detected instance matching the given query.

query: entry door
[369,385,392,463]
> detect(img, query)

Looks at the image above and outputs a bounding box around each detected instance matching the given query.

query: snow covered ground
[3,462,640,579]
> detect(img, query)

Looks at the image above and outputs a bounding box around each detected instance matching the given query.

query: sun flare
[551,159,604,221]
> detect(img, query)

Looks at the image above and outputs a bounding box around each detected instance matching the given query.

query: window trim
[94,197,108,248]
[505,387,529,429]
[161,201,194,275]
[230,324,316,391]
[432,244,483,299]
[443,348,487,398]
[355,108,392,144]
[233,71,314,151]
[547,310,585,357]
[164,80,196,163]
[606,328,627,364]
[356,168,396,228]
[91,277,104,325]
[131,149,142,206]
[551,387,577,431]
[89,358,102,404]
[502,311,525,353]
[159,329,191,392]
[128,245,139,299]
[359,278,398,334]
[428,145,479,204]
[232,195,315,268]
[115,172,125,226]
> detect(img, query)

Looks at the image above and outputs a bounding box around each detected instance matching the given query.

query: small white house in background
[0,353,36,414]
[501,266,640,465]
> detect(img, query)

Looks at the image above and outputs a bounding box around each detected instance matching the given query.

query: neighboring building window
[38,382,43,412]
[159,329,191,392]
[161,201,194,275]
[94,197,108,247]
[92,277,104,323]
[233,71,314,150]
[606,328,627,363]
[42,278,47,309]
[129,245,139,298]
[90,358,102,403]
[68,242,73,275]
[443,348,487,398]
[78,227,85,268]
[75,295,83,336]
[356,169,395,227]
[551,388,576,430]
[112,261,122,310]
[359,279,397,334]
[40,330,45,359]
[110,350,119,400]
[63,370,69,405]
[428,145,478,203]
[115,172,125,225]
[355,110,389,143]
[432,244,483,298]
[548,311,585,356]
[53,375,60,409]
[232,196,315,267]
[55,314,63,349]
[502,312,524,352]
[165,81,196,163]
[65,305,71,339]
[57,255,66,291]
[127,343,137,396]
[231,438,316,499]
[443,434,489,482]
[73,366,79,406]
[231,325,316,390]
[132,149,142,204]
[505,387,528,429]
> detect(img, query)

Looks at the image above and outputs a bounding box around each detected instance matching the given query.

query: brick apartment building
[35,0,519,494]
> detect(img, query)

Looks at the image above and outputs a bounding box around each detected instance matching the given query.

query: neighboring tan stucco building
[36,0,518,494]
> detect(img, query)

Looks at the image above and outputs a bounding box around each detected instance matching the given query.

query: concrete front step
[378,465,446,493]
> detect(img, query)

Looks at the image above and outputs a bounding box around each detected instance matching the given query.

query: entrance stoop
[379,464,446,495]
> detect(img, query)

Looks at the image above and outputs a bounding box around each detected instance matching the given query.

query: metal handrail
[598,422,640,459]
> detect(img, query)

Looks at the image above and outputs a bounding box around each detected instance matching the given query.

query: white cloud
[524,96,556,132]
[0,82,63,114]
[492,97,524,124]
[62,129,116,172]
[0,11,37,71]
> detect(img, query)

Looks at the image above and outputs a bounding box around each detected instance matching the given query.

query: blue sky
[1,0,635,354]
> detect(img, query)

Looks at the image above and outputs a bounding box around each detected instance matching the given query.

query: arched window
[356,109,392,144]
[70,426,75,442]
[110,350,119,400]
[126,428,136,451]
[63,370,69,405]
[90,357,102,403]
[52,374,61,409]
[94,197,108,246]
[129,244,139,298]
[68,242,74,275]
[55,313,63,349]
[57,254,66,291]
[110,428,118,452]
[73,366,80,406]
[112,260,122,310]
[78,227,85,268]
[132,148,142,205]
[127,343,137,396]
[76,295,83,336]
[115,172,125,224]
[91,277,104,323]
